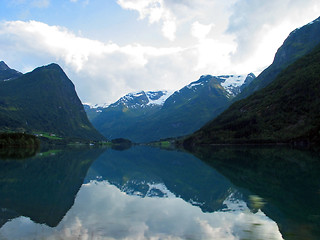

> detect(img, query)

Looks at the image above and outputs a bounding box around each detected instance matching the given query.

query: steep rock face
[91,74,254,143]
[0,63,104,141]
[237,16,320,100]
[184,43,320,146]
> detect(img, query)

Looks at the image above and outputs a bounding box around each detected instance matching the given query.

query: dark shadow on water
[189,145,320,240]
[0,146,39,159]
[0,147,106,228]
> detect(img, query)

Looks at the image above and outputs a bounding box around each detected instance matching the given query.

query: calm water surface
[0,146,319,240]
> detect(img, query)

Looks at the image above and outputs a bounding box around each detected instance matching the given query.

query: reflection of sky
[0,181,284,240]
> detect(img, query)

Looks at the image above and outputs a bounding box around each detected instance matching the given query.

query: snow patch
[3,78,15,82]
[146,183,176,198]
[146,90,174,106]
[187,82,204,89]
[219,75,247,95]
[221,193,248,212]
[84,103,110,109]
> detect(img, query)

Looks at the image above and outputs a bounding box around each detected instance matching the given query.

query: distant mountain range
[0,63,104,142]
[183,16,320,147]
[87,73,255,142]
[4,16,319,146]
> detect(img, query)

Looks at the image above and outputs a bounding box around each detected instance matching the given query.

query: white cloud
[1,0,319,104]
[191,21,214,40]
[117,0,177,41]
[0,20,193,104]
[162,19,176,41]
[227,0,320,64]
[117,0,320,74]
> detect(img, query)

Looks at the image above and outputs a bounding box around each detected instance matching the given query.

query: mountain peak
[185,73,255,97]
[0,61,10,71]
[0,61,23,81]
[34,63,63,72]
[0,63,105,141]
[110,90,173,109]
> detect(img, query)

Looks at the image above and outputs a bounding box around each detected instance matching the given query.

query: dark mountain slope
[0,63,104,141]
[184,43,320,146]
[237,16,320,100]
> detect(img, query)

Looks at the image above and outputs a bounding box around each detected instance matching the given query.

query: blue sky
[0,0,319,104]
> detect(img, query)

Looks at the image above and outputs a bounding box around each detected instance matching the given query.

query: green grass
[34,132,63,140]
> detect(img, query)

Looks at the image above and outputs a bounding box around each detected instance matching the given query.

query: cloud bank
[0,0,319,104]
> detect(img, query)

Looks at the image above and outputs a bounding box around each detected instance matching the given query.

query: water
[0,145,319,239]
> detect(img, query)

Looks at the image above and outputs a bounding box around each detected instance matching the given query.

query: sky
[0,0,319,104]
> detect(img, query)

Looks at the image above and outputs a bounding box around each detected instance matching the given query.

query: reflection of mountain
[191,146,320,240]
[0,180,283,240]
[0,148,105,228]
[85,146,238,212]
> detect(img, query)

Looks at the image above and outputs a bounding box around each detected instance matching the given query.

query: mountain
[183,43,320,147]
[83,103,108,122]
[91,90,173,141]
[0,62,105,141]
[237,16,320,100]
[91,74,254,143]
[0,61,22,81]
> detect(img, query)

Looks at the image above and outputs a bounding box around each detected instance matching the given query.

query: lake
[0,145,319,239]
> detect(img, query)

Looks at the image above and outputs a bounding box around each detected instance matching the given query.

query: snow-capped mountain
[109,90,174,109]
[88,73,256,142]
[88,73,255,142]
[183,73,255,97]
[83,90,173,122]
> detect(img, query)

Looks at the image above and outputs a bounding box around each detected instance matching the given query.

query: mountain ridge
[90,73,254,142]
[236,16,320,100]
[183,42,320,147]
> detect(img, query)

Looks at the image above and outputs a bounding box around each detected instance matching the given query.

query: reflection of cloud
[0,181,284,240]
